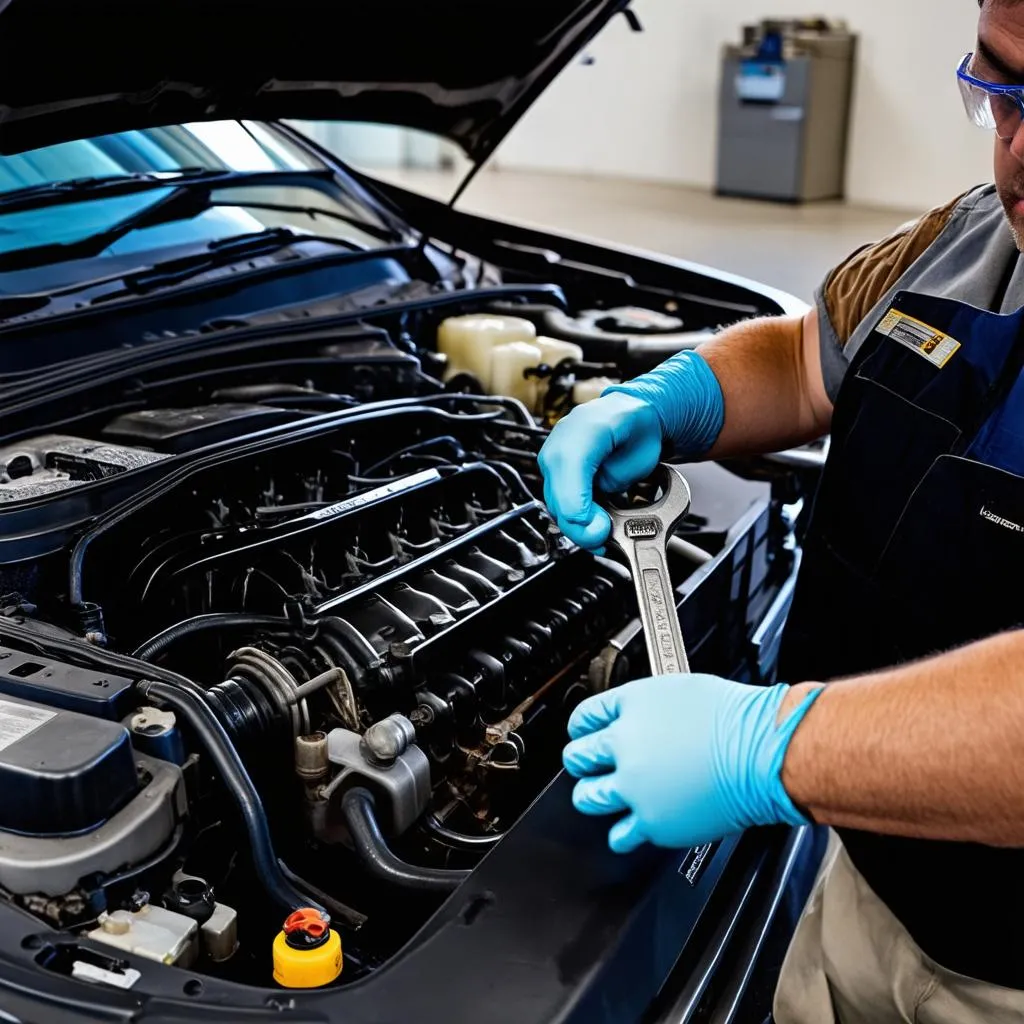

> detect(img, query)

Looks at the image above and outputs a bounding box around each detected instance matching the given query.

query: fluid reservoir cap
[130,708,176,738]
[164,877,216,926]
[273,909,342,989]
[283,908,329,949]
[99,911,133,936]
[360,713,416,767]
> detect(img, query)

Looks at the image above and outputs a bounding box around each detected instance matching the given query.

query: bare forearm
[781,631,1024,846]
[699,311,832,458]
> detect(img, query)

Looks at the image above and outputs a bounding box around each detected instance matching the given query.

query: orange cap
[283,908,328,940]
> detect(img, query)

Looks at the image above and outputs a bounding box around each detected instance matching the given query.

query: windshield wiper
[93,227,367,298]
[0,167,405,273]
[0,227,379,321]
[0,173,158,208]
[0,182,212,271]
[0,166,364,215]
[0,167,230,213]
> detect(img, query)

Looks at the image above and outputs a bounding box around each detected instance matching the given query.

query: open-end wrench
[602,463,692,676]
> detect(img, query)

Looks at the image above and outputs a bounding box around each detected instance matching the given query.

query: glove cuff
[602,350,725,459]
[764,686,825,826]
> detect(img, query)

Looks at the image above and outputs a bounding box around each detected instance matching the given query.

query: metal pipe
[291,667,348,702]
[424,815,505,850]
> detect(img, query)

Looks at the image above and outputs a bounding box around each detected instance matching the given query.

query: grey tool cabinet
[716,21,857,202]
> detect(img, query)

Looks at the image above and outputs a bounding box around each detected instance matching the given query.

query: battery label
[0,699,55,752]
[876,308,961,368]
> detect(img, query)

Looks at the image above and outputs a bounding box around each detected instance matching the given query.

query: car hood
[0,0,630,163]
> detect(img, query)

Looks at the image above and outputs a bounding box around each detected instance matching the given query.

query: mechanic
[538,3,1024,1021]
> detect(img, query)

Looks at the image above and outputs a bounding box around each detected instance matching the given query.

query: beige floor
[377,167,920,304]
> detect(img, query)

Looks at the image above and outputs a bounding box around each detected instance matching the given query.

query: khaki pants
[773,835,1024,1024]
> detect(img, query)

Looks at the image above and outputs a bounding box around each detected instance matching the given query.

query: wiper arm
[97,227,365,297]
[0,167,348,215]
[0,166,394,273]
[0,167,229,213]
[0,182,212,272]
[0,227,370,320]
[0,173,156,208]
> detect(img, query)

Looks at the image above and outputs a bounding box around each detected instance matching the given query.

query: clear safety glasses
[958,52,1024,142]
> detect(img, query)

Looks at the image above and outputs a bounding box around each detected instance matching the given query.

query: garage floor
[376,167,922,304]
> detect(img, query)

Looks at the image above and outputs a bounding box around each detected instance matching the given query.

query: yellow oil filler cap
[273,908,342,988]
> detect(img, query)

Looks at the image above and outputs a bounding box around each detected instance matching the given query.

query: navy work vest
[780,187,1024,986]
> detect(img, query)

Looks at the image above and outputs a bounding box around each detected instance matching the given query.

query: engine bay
[0,242,806,997]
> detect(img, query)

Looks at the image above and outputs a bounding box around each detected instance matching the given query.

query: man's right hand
[537,349,727,551]
[538,392,663,550]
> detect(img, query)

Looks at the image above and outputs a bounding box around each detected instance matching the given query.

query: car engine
[0,264,809,993]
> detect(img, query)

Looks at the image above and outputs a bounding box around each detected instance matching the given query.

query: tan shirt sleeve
[816,192,970,401]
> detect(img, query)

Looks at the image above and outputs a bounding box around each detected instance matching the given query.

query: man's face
[979,2,1024,247]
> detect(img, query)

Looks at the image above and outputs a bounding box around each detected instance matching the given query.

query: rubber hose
[341,787,470,893]
[132,613,291,662]
[138,679,319,917]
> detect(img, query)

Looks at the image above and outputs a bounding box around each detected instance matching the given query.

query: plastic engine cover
[0,696,139,835]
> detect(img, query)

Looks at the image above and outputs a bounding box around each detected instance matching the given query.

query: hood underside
[0,0,629,162]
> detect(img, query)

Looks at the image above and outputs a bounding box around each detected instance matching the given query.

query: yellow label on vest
[876,308,961,368]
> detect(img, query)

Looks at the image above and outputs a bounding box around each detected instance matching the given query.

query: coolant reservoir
[572,377,621,406]
[490,341,543,410]
[88,906,198,968]
[436,315,537,385]
[533,336,585,413]
[535,336,583,369]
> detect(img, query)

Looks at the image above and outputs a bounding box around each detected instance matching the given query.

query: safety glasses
[958,52,1024,142]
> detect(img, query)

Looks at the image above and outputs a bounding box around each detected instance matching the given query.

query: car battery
[0,694,139,836]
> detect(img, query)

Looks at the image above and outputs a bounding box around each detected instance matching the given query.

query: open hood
[0,0,631,162]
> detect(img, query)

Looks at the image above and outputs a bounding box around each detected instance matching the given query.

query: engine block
[58,398,632,857]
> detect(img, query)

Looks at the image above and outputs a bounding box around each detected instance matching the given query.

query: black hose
[132,613,291,662]
[137,679,320,918]
[341,788,470,894]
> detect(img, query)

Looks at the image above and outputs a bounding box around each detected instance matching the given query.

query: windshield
[0,121,401,286]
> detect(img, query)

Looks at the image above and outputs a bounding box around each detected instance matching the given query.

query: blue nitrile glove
[562,674,823,854]
[537,351,724,551]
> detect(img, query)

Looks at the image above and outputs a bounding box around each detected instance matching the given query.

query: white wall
[494,0,993,212]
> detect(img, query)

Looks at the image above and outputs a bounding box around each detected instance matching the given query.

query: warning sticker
[876,308,961,368]
[0,699,55,753]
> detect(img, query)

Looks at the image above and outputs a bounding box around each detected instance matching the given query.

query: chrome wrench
[603,463,692,675]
